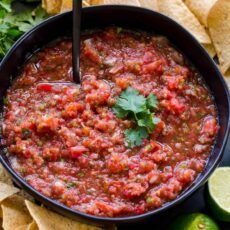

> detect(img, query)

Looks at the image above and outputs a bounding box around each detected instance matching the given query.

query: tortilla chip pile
[42,0,230,86]
[0,164,111,230]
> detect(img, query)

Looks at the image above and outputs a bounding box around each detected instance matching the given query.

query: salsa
[2,27,218,217]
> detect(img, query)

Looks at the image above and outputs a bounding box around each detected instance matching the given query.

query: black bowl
[0,5,229,225]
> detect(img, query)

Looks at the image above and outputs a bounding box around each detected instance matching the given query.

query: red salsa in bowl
[2,27,218,217]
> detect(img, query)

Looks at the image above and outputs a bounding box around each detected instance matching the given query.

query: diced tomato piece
[150,120,165,138]
[146,194,162,208]
[161,97,185,114]
[37,83,53,91]
[95,201,115,217]
[84,79,111,105]
[51,180,65,197]
[69,145,89,158]
[43,147,60,161]
[143,51,155,63]
[123,182,147,199]
[163,75,184,90]
[170,98,185,114]
[95,120,116,133]
[109,63,124,74]
[140,141,161,155]
[62,103,85,118]
[36,116,59,133]
[142,60,163,74]
[176,168,195,184]
[201,116,217,137]
[115,75,133,89]
[106,153,127,173]
[83,39,101,64]
[193,144,208,154]
[150,141,162,152]
[139,160,155,173]
[134,203,146,215]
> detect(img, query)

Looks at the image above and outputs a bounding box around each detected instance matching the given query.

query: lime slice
[207,167,230,222]
[170,213,219,230]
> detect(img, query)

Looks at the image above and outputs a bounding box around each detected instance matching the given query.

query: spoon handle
[73,0,82,84]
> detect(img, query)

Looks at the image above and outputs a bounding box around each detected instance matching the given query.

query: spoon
[36,1,82,90]
[72,0,82,84]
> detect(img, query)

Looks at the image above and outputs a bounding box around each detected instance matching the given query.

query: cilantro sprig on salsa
[113,87,160,148]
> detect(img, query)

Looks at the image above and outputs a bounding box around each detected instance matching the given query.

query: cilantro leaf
[113,87,160,148]
[116,87,146,113]
[0,3,47,60]
[125,127,148,148]
[112,105,129,119]
[14,6,47,32]
[137,110,156,131]
[0,0,12,13]
[146,93,158,109]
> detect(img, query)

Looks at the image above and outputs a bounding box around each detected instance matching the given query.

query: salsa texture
[2,27,218,217]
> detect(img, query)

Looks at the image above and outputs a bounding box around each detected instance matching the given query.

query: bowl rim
[0,4,230,224]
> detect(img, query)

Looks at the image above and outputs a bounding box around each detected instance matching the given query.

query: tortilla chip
[60,0,72,12]
[83,0,91,7]
[27,221,38,230]
[1,195,32,230]
[0,182,19,202]
[90,0,140,6]
[138,0,158,11]
[59,0,91,13]
[184,0,217,26]
[158,0,211,44]
[16,225,30,230]
[203,43,216,57]
[42,0,62,15]
[208,0,230,74]
[18,190,34,202]
[0,165,12,185]
[25,200,102,230]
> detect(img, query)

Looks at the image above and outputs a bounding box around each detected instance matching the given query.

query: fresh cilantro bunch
[113,87,160,148]
[0,0,47,60]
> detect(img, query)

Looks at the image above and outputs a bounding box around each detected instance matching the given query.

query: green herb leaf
[66,181,77,189]
[14,6,47,32]
[125,127,148,148]
[116,87,146,113]
[112,104,129,119]
[146,93,158,110]
[113,87,160,148]
[0,3,47,61]
[0,0,12,13]
[21,128,31,139]
[137,110,156,131]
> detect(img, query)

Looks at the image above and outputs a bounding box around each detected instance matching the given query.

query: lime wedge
[207,167,230,222]
[170,213,219,230]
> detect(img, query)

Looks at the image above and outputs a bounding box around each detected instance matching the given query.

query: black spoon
[72,0,82,84]
[36,1,82,89]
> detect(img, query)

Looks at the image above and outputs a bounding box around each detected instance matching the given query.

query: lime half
[169,213,219,230]
[207,167,230,222]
